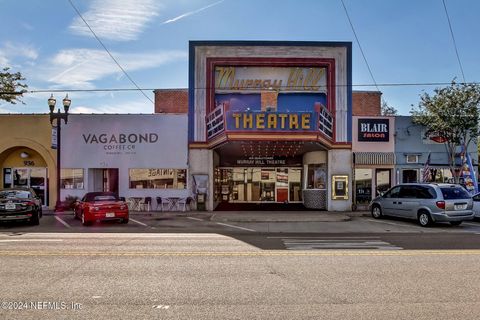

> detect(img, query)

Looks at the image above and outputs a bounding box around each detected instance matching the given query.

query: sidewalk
[44,209,371,222]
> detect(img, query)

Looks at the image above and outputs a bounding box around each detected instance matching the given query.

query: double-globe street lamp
[48,94,71,211]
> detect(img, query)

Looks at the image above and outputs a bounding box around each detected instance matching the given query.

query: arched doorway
[1,147,49,207]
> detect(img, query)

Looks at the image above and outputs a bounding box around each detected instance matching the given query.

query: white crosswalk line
[282,237,402,250]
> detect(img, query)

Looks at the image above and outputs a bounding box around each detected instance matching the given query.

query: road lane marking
[55,216,71,229]
[0,233,229,239]
[268,236,380,239]
[129,218,149,227]
[215,222,255,232]
[1,250,480,257]
[0,239,63,242]
[187,217,204,221]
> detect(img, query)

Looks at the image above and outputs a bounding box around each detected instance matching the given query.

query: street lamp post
[48,94,71,211]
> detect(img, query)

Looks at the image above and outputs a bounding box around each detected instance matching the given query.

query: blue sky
[0,0,478,115]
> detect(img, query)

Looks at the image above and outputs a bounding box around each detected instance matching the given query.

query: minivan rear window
[440,187,471,200]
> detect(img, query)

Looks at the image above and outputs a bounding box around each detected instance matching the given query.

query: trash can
[196,193,206,211]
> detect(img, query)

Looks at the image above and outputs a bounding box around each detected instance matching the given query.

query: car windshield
[0,190,31,199]
[440,187,471,200]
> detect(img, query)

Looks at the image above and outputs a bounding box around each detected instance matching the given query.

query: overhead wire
[2,80,476,96]
[340,0,380,92]
[67,0,154,104]
[442,0,466,82]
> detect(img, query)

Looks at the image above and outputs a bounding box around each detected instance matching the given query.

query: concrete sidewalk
[44,209,370,222]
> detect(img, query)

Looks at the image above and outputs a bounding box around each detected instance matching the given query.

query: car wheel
[81,212,91,226]
[371,205,383,219]
[418,211,432,227]
[450,221,462,226]
[121,217,129,224]
[30,211,40,226]
[39,207,43,218]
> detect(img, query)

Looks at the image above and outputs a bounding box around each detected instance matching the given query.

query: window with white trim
[406,155,419,163]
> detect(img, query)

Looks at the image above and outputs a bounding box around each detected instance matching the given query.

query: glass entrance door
[10,167,47,206]
[215,167,303,203]
[375,169,391,196]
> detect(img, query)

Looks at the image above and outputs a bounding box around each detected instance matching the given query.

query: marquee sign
[215,66,327,93]
[226,111,316,131]
[358,118,389,142]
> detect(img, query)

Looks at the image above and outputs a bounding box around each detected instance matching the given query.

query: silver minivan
[369,183,474,227]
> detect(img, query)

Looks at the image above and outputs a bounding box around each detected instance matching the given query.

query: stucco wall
[0,114,57,209]
[327,149,353,211]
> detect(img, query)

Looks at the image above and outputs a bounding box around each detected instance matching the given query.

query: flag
[422,153,431,182]
[461,151,478,195]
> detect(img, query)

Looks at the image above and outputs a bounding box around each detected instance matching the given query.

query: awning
[354,152,395,165]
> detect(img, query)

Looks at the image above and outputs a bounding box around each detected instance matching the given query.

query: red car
[73,192,129,226]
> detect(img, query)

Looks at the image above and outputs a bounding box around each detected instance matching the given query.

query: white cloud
[44,48,187,89]
[70,99,153,114]
[69,0,161,41]
[0,42,38,66]
[163,0,224,24]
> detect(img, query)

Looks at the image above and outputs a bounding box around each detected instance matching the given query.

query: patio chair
[139,197,152,211]
[178,196,194,212]
[155,197,164,211]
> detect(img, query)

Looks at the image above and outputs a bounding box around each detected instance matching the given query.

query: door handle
[397,202,402,204]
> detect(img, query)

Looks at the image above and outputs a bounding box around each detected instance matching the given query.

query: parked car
[0,187,42,225]
[73,192,129,226]
[472,192,480,219]
[369,183,473,227]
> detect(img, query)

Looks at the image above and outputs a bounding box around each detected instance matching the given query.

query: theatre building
[187,41,353,211]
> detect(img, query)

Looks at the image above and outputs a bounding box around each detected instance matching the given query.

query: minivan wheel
[418,211,432,227]
[371,205,383,219]
[450,221,462,226]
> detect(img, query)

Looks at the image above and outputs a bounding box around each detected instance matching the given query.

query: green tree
[381,99,398,116]
[0,67,28,104]
[411,81,480,183]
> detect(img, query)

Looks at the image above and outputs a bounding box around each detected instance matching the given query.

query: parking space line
[187,217,204,221]
[215,222,255,232]
[129,218,149,227]
[55,216,71,229]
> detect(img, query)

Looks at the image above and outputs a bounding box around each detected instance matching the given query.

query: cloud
[70,99,153,114]
[163,0,224,24]
[0,42,38,66]
[69,0,161,41]
[43,48,187,89]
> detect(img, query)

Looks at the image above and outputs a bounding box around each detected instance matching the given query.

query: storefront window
[431,168,454,183]
[129,169,187,189]
[355,168,372,205]
[60,168,84,189]
[307,164,327,189]
[402,169,418,183]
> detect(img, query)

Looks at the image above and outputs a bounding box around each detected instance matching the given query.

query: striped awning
[354,152,395,165]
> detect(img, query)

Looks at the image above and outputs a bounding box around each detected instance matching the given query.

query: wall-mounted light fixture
[20,152,29,159]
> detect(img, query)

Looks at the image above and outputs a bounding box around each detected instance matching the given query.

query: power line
[340,0,380,92]
[68,0,154,104]
[442,0,466,82]
[7,81,478,95]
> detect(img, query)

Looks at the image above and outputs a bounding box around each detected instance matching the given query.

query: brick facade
[154,89,188,114]
[154,88,381,116]
[352,91,382,116]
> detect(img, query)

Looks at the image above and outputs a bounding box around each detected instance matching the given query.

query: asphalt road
[1,232,480,319]
[1,213,480,250]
